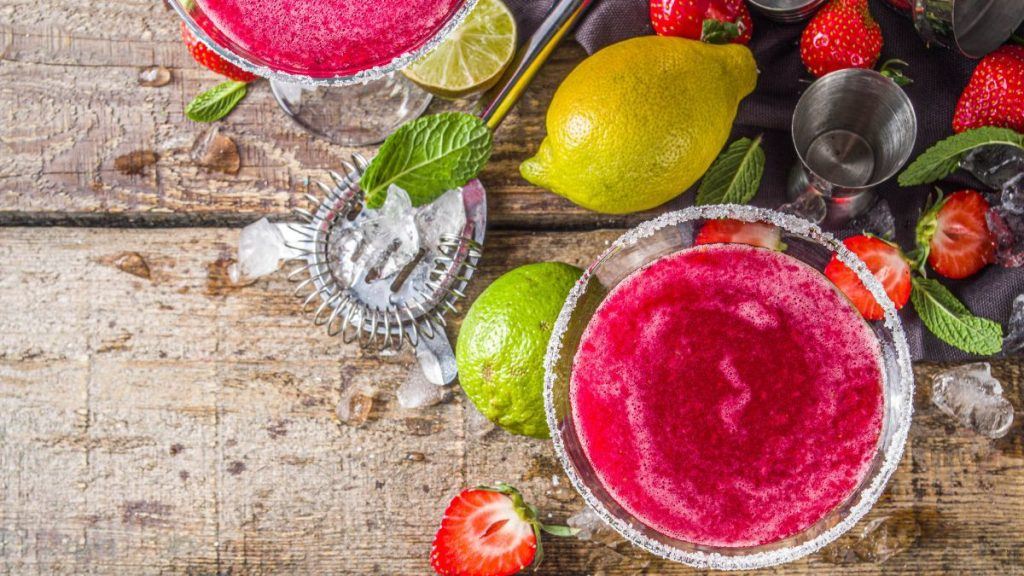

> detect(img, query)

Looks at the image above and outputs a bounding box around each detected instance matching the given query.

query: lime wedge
[402,0,517,99]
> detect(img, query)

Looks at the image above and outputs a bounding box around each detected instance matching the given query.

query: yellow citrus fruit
[520,36,758,214]
[402,0,517,99]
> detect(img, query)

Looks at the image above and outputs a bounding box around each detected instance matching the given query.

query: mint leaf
[701,19,740,44]
[696,136,765,206]
[911,276,1003,355]
[361,112,492,209]
[898,127,1024,186]
[186,80,248,123]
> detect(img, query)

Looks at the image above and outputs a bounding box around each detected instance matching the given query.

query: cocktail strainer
[283,0,593,384]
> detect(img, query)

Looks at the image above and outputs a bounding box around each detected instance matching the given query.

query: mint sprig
[186,80,248,123]
[696,136,764,206]
[361,112,492,209]
[911,276,1003,355]
[898,127,1024,186]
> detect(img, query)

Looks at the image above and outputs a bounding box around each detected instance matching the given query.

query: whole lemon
[521,36,758,214]
[456,262,582,438]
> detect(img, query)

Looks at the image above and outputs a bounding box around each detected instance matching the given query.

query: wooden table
[2,1,1022,574]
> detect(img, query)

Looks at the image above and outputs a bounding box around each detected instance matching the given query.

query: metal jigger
[913,0,1024,59]
[787,69,917,226]
[748,0,828,22]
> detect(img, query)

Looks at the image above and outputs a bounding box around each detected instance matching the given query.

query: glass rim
[167,0,479,87]
[543,204,915,570]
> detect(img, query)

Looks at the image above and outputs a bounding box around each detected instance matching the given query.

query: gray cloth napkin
[505,0,1024,362]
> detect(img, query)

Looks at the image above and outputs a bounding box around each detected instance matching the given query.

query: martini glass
[544,205,914,570]
[169,0,478,145]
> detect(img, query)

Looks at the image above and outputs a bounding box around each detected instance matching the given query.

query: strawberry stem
[700,19,740,44]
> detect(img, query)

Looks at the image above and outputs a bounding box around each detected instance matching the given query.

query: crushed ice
[229,218,304,284]
[779,191,827,224]
[397,365,452,409]
[931,362,1014,438]
[1002,293,1024,355]
[465,400,495,438]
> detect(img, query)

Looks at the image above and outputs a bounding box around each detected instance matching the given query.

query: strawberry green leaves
[898,127,1024,186]
[696,136,765,206]
[186,80,248,123]
[911,277,1003,355]
[361,112,493,209]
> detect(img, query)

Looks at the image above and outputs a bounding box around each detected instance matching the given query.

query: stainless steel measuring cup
[913,0,1024,59]
[748,0,828,22]
[787,69,917,225]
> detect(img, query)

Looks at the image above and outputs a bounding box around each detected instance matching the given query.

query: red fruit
[952,45,1024,134]
[800,0,883,77]
[180,22,258,82]
[921,190,995,279]
[695,219,784,250]
[431,486,560,576]
[650,0,753,45]
[825,235,911,321]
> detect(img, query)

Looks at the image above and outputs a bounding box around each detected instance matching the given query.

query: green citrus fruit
[456,262,582,438]
[520,36,758,214]
[401,0,517,99]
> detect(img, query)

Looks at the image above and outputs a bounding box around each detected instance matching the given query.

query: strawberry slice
[695,219,784,250]
[825,235,911,321]
[181,22,258,82]
[431,485,570,576]
[918,190,995,280]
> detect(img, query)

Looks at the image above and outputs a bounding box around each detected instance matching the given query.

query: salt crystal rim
[543,204,915,571]
[168,0,479,87]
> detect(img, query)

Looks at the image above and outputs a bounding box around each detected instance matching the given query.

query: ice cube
[397,366,452,409]
[337,385,375,427]
[985,206,1024,267]
[960,144,1024,190]
[849,199,896,240]
[361,185,421,281]
[568,507,622,545]
[1002,293,1024,356]
[779,191,827,224]
[415,188,466,252]
[465,400,495,438]
[1000,173,1024,214]
[230,217,288,283]
[931,363,1014,438]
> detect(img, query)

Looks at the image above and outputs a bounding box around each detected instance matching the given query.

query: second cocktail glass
[169,0,479,145]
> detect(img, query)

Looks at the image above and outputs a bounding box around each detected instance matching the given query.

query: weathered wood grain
[0,0,674,229]
[0,227,1021,575]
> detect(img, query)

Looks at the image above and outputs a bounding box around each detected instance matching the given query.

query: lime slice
[402,0,517,99]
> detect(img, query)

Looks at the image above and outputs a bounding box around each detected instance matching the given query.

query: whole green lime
[456,262,582,438]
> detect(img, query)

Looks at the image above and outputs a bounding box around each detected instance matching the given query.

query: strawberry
[430,485,571,576]
[180,22,258,82]
[952,45,1024,134]
[695,219,784,250]
[650,0,753,45]
[800,0,882,78]
[916,190,995,279]
[825,235,911,320]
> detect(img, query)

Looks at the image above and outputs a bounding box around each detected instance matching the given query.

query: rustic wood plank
[0,226,1021,575]
[0,0,671,229]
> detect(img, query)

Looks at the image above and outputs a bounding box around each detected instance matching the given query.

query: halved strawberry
[695,219,784,250]
[917,190,995,279]
[180,22,258,82]
[825,235,911,320]
[430,485,570,576]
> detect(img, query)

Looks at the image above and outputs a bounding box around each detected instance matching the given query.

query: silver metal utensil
[284,0,593,385]
[913,0,1024,59]
[787,68,917,225]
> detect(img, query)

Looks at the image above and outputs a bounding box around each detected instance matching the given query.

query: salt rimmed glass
[168,0,478,145]
[544,205,914,571]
